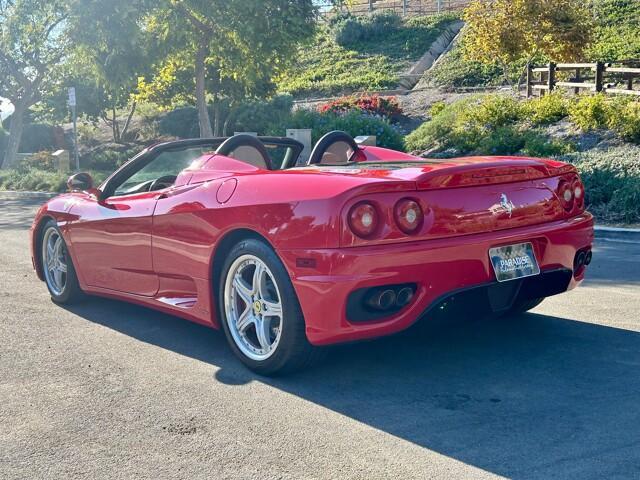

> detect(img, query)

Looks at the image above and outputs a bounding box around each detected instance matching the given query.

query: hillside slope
[277,12,459,98]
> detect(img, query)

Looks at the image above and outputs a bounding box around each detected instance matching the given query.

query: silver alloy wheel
[223,254,284,361]
[42,227,68,297]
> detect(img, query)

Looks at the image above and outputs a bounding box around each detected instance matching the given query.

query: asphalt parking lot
[1,192,639,480]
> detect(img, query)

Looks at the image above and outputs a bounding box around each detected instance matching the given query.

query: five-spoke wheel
[39,220,83,304]
[219,238,323,375]
[42,227,68,297]
[224,255,284,361]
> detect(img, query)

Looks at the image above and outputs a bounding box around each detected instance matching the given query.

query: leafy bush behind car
[283,109,404,151]
[560,145,640,223]
[158,95,295,140]
[406,93,640,156]
[404,95,572,157]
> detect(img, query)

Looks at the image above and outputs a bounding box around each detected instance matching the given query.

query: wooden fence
[526,61,640,98]
[318,0,472,17]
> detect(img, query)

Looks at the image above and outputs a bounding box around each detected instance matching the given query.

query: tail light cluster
[347,198,424,239]
[557,175,585,213]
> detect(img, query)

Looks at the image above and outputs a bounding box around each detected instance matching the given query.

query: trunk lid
[313,156,581,245]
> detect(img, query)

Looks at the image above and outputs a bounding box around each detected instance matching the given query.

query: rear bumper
[279,213,594,345]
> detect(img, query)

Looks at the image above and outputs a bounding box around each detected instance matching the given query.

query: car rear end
[280,156,594,345]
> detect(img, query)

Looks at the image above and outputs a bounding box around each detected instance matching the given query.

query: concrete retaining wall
[398,20,465,90]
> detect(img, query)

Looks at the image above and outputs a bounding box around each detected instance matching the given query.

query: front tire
[40,220,83,304]
[218,238,323,375]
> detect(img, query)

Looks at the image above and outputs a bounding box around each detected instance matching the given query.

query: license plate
[489,242,540,282]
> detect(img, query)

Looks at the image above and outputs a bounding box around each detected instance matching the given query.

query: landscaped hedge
[406,93,640,157]
[404,95,572,157]
[282,109,405,151]
[561,145,640,223]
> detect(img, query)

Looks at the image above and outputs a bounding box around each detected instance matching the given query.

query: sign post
[68,87,79,171]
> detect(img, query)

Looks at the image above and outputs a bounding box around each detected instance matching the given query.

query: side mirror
[67,172,94,192]
[67,172,101,199]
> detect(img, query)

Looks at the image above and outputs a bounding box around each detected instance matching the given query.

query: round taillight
[394,198,424,234]
[348,202,378,238]
[558,181,574,210]
[572,178,585,209]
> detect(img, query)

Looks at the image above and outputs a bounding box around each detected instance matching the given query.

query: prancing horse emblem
[500,193,515,217]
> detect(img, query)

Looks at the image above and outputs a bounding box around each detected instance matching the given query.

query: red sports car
[31,131,594,374]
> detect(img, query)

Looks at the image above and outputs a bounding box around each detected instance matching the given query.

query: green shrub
[19,123,61,152]
[405,95,524,154]
[476,126,525,155]
[429,101,446,117]
[0,168,67,192]
[569,94,612,131]
[560,145,640,223]
[0,168,109,193]
[231,94,294,135]
[82,145,140,171]
[607,99,640,143]
[405,98,474,152]
[284,109,404,151]
[522,132,575,157]
[523,92,569,126]
[464,95,524,129]
[332,11,402,46]
[16,151,57,172]
[158,107,199,138]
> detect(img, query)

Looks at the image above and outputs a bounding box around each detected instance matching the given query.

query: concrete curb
[0,190,57,199]
[595,226,640,244]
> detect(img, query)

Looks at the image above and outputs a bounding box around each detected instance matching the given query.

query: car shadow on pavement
[64,297,640,479]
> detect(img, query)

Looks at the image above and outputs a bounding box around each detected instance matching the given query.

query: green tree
[140,0,316,137]
[463,0,594,82]
[64,0,153,142]
[0,0,69,168]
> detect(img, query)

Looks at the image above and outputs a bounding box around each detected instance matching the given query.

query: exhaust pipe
[366,289,396,310]
[396,287,414,307]
[574,251,586,271]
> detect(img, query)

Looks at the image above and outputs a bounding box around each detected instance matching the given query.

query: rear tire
[39,220,84,304]
[218,238,324,375]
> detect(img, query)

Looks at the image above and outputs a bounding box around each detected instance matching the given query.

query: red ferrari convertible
[31,131,594,374]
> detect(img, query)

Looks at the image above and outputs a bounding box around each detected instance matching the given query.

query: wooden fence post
[574,68,581,95]
[595,61,604,92]
[548,62,556,94]
[526,63,533,98]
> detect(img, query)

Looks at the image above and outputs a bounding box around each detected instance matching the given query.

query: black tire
[217,238,325,375]
[39,220,84,304]
[508,297,544,315]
